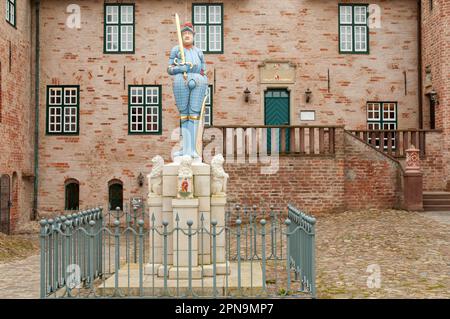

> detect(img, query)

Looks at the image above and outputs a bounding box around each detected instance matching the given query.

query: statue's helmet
[181,22,195,34]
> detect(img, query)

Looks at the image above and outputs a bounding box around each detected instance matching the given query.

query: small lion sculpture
[211,154,229,196]
[147,155,164,196]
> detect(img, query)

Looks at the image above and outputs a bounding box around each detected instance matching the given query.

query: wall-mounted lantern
[426,89,438,104]
[137,173,144,187]
[305,88,312,103]
[244,87,251,103]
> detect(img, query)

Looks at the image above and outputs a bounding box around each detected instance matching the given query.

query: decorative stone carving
[405,145,421,173]
[258,60,296,84]
[177,155,194,198]
[211,154,229,196]
[147,155,164,196]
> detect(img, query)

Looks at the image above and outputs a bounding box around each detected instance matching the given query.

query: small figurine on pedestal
[177,155,194,198]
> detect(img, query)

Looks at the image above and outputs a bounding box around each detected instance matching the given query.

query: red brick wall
[0,0,35,231]
[344,133,401,210]
[223,129,404,215]
[421,0,450,190]
[419,131,445,191]
[225,156,346,215]
[36,0,421,214]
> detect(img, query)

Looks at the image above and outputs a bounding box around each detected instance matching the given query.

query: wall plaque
[259,60,296,84]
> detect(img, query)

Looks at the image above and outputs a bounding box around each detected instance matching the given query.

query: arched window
[108,180,123,211]
[65,179,79,210]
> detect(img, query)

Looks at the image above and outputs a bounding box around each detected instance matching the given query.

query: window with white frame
[129,85,161,134]
[339,4,368,53]
[367,102,397,149]
[104,4,134,53]
[47,86,79,134]
[193,4,223,53]
[6,0,15,27]
[204,85,213,126]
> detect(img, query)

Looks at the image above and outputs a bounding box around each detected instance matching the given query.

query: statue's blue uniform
[168,45,208,158]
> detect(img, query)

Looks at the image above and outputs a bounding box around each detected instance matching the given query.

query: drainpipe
[417,0,423,129]
[32,0,40,220]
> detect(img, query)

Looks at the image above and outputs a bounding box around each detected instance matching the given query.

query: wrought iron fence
[40,203,316,298]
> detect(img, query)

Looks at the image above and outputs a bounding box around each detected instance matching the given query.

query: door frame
[260,84,296,125]
[263,87,291,126]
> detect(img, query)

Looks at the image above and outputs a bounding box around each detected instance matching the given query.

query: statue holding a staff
[168,14,208,161]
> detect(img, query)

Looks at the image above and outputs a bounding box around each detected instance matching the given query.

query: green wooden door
[264,89,290,152]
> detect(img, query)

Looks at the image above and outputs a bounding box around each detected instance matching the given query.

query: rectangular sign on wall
[300,111,315,121]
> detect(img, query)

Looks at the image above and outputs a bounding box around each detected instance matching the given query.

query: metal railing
[39,208,103,298]
[40,204,316,298]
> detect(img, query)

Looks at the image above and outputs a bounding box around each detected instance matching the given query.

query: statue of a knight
[168,20,208,160]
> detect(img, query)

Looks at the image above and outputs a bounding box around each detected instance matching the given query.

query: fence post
[113,219,120,296]
[134,206,138,263]
[187,219,193,296]
[236,218,242,293]
[285,219,291,295]
[163,220,169,295]
[260,219,266,293]
[138,219,144,297]
[65,220,72,297]
[52,216,59,291]
[211,219,217,298]
[40,219,48,299]
[89,220,96,294]
[310,218,316,298]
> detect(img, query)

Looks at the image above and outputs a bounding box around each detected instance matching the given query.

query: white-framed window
[367,102,397,149]
[129,85,161,134]
[193,4,223,53]
[47,86,79,134]
[6,0,15,27]
[339,4,369,53]
[104,4,134,53]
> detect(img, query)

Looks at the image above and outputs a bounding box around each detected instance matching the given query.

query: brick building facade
[0,0,449,232]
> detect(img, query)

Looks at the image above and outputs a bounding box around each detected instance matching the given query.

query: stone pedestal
[404,172,423,211]
[211,195,227,265]
[147,195,163,268]
[403,146,423,211]
[145,156,231,281]
[172,198,199,267]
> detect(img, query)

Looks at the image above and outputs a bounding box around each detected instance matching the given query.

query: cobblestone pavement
[0,254,40,299]
[0,209,448,299]
[315,209,449,298]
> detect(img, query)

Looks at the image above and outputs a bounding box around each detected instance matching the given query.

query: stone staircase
[423,192,450,211]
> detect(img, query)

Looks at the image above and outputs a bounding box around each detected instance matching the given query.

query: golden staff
[175,13,188,81]
[196,95,208,157]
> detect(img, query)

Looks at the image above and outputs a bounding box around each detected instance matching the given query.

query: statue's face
[182,31,194,46]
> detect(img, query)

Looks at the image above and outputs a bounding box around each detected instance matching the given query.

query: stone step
[423,198,450,206]
[423,205,450,212]
[423,192,450,200]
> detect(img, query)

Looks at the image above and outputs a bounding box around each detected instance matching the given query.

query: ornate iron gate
[0,174,11,234]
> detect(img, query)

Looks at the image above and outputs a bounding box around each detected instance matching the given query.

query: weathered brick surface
[1,0,449,225]
[421,0,450,190]
[419,131,445,191]
[224,129,405,214]
[0,0,35,231]
[36,0,422,214]
[344,133,401,210]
